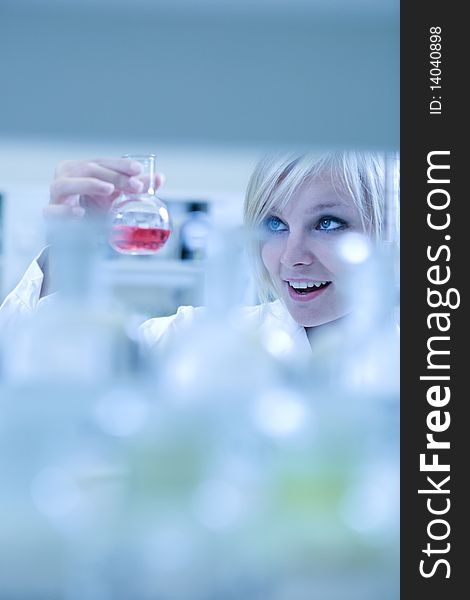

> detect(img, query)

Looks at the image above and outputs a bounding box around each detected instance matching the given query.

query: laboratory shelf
[103,258,205,288]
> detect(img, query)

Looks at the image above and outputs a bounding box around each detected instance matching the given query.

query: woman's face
[261,174,366,328]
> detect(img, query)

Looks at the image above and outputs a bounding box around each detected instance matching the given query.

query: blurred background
[0,0,398,310]
[0,1,399,599]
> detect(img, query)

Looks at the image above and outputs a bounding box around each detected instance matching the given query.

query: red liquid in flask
[110,225,170,253]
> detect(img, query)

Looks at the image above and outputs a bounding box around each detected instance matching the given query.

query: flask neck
[123,154,156,194]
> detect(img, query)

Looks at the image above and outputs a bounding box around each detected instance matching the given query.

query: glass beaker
[108,154,171,255]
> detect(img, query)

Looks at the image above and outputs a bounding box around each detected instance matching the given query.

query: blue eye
[265,216,288,232]
[317,217,346,231]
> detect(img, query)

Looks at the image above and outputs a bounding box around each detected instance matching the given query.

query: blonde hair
[243,150,387,302]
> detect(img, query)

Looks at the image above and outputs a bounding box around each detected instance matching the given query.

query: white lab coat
[0,252,312,360]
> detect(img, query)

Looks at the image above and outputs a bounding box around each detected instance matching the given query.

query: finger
[85,162,146,193]
[90,157,143,176]
[50,177,115,204]
[79,192,120,211]
[57,158,142,178]
[43,204,85,219]
[58,161,144,194]
[80,172,165,212]
[135,172,165,190]
[90,161,165,191]
[155,172,165,189]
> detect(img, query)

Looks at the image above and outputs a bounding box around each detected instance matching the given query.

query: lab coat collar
[259,299,312,361]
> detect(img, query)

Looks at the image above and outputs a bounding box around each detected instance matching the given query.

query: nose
[280,231,314,267]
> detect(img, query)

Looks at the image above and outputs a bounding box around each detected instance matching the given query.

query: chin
[283,300,349,328]
[291,313,337,328]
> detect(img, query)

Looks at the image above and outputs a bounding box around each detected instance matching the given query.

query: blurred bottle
[179,202,211,261]
[2,217,142,385]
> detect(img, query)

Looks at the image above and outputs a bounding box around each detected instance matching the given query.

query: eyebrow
[271,201,352,216]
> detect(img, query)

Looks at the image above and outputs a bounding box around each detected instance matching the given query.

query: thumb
[155,172,165,190]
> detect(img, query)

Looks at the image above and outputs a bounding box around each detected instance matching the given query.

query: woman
[0,151,389,355]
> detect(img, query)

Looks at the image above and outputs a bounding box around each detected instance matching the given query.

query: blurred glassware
[0,219,399,600]
[1,217,143,385]
[179,202,211,261]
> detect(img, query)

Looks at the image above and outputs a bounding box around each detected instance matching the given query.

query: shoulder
[237,299,290,324]
[0,248,49,331]
[227,300,294,334]
[139,305,205,349]
[138,300,293,349]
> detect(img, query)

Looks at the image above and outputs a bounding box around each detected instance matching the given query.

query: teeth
[289,281,328,290]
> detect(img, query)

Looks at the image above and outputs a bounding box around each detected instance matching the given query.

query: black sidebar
[401,2,465,598]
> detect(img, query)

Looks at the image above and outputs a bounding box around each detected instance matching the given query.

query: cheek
[314,241,348,277]
[261,241,280,277]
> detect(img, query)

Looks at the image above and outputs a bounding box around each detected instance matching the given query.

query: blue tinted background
[0,0,399,149]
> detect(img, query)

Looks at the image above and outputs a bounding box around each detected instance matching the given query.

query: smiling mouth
[287,280,331,295]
